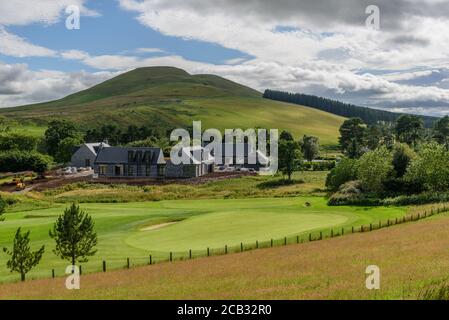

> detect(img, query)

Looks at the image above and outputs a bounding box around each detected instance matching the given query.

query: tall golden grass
[2,213,449,300]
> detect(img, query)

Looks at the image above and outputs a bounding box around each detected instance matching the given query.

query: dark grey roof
[207,143,268,165]
[95,147,163,165]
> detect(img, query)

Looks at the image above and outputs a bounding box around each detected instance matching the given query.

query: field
[41,171,329,203]
[1,212,449,300]
[0,67,345,144]
[0,196,409,283]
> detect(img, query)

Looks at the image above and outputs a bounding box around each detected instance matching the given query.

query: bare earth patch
[140,222,178,232]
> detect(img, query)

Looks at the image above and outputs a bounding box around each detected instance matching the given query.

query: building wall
[94,162,214,179]
[71,146,96,168]
[94,164,160,178]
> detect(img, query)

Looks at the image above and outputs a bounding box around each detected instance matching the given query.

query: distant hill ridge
[263,89,438,127]
[0,67,345,145]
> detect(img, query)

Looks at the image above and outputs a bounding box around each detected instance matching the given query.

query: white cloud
[0,62,118,107]
[0,0,99,26]
[2,0,449,115]
[60,49,91,60]
[0,27,56,57]
[135,48,165,54]
[116,0,449,113]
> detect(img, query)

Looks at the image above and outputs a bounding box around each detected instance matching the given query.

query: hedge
[0,150,52,173]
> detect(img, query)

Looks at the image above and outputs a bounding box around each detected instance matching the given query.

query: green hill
[0,67,345,144]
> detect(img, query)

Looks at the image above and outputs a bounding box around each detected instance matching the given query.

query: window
[85,159,90,167]
[114,165,123,176]
[128,165,134,176]
[157,165,166,177]
[145,166,151,176]
[99,165,107,175]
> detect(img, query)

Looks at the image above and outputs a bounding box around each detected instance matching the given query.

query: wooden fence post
[352,226,354,233]
[271,239,273,247]
[370,224,372,231]
[241,242,243,252]
[149,255,152,265]
[189,249,192,259]
[79,265,82,275]
[170,252,173,262]
[127,258,130,269]
[309,233,312,242]
[296,235,299,244]
[341,228,344,236]
[207,248,210,256]
[52,269,55,279]
[331,229,334,238]
[256,241,259,249]
[284,237,287,245]
[102,261,106,272]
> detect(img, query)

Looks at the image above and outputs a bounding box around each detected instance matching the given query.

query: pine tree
[49,203,97,266]
[3,228,45,281]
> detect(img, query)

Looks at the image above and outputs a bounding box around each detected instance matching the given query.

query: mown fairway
[2,212,449,300]
[0,197,407,283]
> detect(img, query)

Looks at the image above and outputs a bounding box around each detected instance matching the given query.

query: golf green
[0,197,407,282]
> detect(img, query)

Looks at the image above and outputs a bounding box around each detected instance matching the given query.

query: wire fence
[3,204,449,283]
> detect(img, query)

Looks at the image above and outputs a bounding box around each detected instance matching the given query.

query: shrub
[382,192,449,206]
[0,132,38,151]
[312,161,336,171]
[0,196,6,221]
[392,143,416,178]
[0,150,52,174]
[382,177,425,196]
[327,181,362,206]
[356,146,393,193]
[404,142,449,192]
[325,158,357,191]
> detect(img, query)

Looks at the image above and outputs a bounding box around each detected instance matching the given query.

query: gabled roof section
[94,147,164,165]
[85,142,110,155]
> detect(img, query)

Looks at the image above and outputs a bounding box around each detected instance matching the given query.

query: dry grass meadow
[1,213,449,300]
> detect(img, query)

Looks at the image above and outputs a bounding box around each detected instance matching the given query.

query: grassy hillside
[0,67,345,144]
[1,211,449,299]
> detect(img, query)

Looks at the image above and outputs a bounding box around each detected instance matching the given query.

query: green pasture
[0,197,407,283]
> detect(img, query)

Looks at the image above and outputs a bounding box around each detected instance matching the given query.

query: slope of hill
[264,89,438,127]
[0,67,345,144]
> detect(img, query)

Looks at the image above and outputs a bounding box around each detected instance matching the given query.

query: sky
[1,0,449,116]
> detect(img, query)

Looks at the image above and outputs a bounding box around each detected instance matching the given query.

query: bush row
[0,150,52,174]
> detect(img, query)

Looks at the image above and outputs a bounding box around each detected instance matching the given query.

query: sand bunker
[140,222,177,231]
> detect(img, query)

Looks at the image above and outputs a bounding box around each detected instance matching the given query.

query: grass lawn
[0,197,408,283]
[2,211,449,300]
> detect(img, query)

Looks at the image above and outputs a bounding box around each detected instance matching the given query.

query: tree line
[263,89,437,127]
[326,114,449,206]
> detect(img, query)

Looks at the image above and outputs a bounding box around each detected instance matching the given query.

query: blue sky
[1,0,449,116]
[3,0,249,72]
